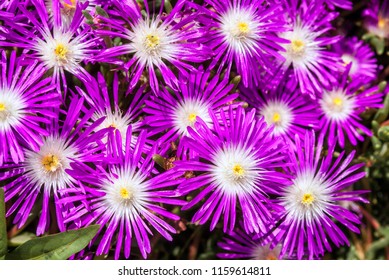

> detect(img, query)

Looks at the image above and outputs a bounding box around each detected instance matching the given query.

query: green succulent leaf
[5,225,100,260]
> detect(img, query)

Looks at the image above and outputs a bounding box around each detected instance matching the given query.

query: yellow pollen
[301,193,315,206]
[237,22,249,33]
[291,39,305,53]
[188,113,197,123]
[266,254,278,260]
[333,97,343,106]
[0,103,5,112]
[63,0,76,9]
[272,112,281,123]
[378,17,387,29]
[119,187,132,200]
[54,43,68,60]
[42,154,60,172]
[232,164,245,177]
[145,35,160,48]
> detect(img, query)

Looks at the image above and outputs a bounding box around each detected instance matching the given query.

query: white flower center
[280,22,318,68]
[219,6,259,53]
[173,99,211,136]
[103,167,148,218]
[282,171,331,222]
[129,18,178,66]
[319,90,354,121]
[211,145,260,196]
[94,110,132,143]
[0,89,25,131]
[34,28,84,71]
[260,100,293,135]
[25,136,76,192]
[341,54,358,75]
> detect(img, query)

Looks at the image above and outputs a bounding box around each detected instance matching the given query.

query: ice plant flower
[333,36,378,84]
[1,96,107,235]
[78,72,149,150]
[324,0,352,10]
[240,82,319,145]
[217,227,284,260]
[271,131,368,259]
[0,51,60,165]
[0,0,100,92]
[45,0,96,30]
[197,0,287,87]
[92,0,211,93]
[363,0,389,39]
[143,69,238,151]
[318,68,385,148]
[176,106,288,234]
[60,126,186,259]
[276,0,341,97]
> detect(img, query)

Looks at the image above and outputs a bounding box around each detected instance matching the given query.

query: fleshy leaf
[5,225,100,260]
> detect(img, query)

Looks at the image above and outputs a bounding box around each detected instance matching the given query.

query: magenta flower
[78,71,149,150]
[275,0,341,97]
[197,0,287,88]
[333,36,378,84]
[0,0,101,92]
[271,131,368,259]
[1,96,107,235]
[143,68,238,152]
[240,81,319,145]
[363,0,389,39]
[0,51,60,165]
[92,0,211,93]
[60,126,186,259]
[318,68,385,148]
[176,106,288,234]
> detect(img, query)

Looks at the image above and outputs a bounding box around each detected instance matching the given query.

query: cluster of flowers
[0,0,387,260]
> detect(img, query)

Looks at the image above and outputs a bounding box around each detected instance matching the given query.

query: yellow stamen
[333,97,343,107]
[301,193,315,206]
[272,112,281,123]
[232,164,245,177]
[266,254,278,260]
[291,39,305,54]
[120,187,132,200]
[42,154,60,172]
[145,35,160,48]
[237,22,249,33]
[188,113,197,123]
[54,43,68,60]
[0,103,5,112]
[63,0,76,9]
[378,17,387,29]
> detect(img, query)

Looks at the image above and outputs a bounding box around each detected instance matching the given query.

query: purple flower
[175,106,288,234]
[318,68,385,148]
[44,0,98,30]
[324,0,352,10]
[143,68,238,152]
[333,36,378,84]
[60,127,186,259]
[92,0,211,93]
[240,81,319,145]
[77,71,149,150]
[0,0,101,92]
[271,131,368,260]
[1,96,107,235]
[218,227,284,260]
[275,0,341,97]
[363,0,389,39]
[197,0,287,88]
[0,51,60,165]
